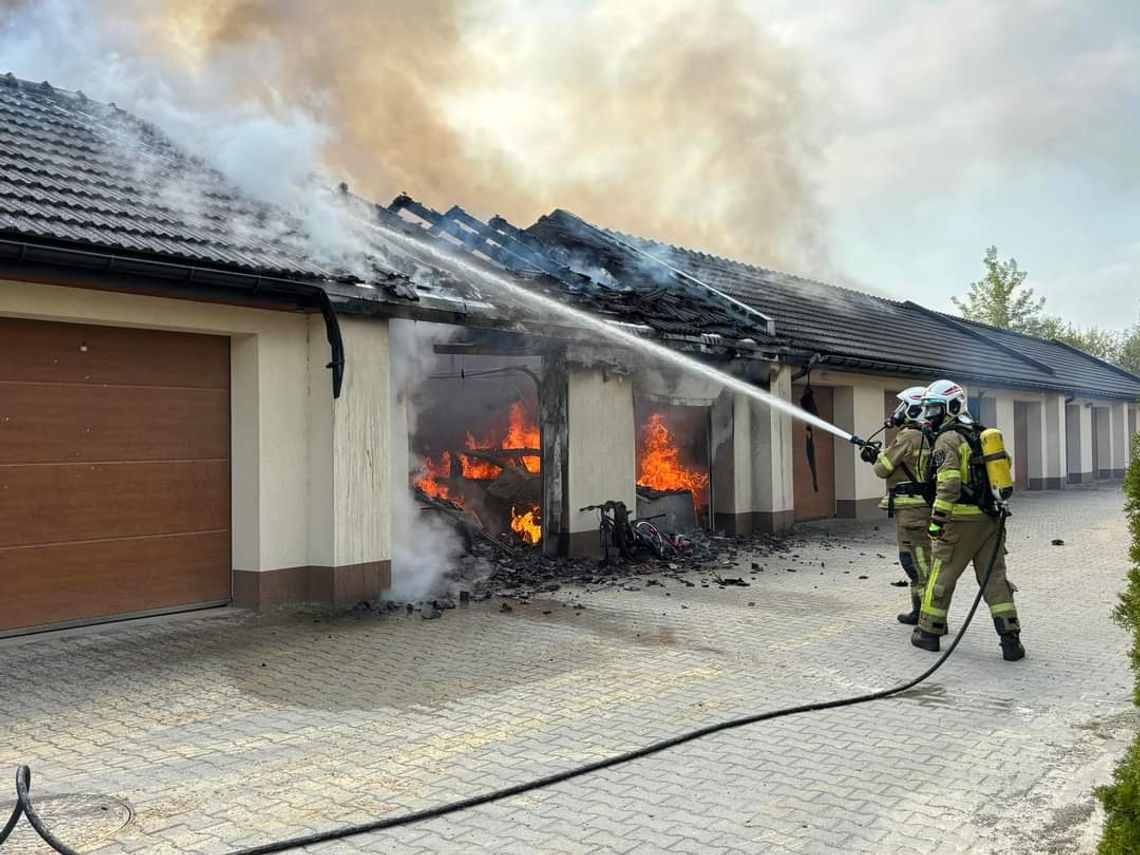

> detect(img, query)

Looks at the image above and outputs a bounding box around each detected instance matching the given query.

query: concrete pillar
[1043,395,1067,488]
[832,384,884,519]
[1066,403,1094,484]
[977,393,1016,481]
[712,391,754,535]
[1111,402,1128,477]
[1021,401,1047,489]
[750,365,795,532]
[1126,405,1135,469]
[302,315,393,604]
[1094,406,1113,479]
[563,365,637,556]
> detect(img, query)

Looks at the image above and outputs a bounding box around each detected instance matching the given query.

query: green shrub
[1099,433,1140,854]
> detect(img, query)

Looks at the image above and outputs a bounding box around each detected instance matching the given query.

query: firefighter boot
[999,632,1025,662]
[897,595,920,625]
[910,627,940,652]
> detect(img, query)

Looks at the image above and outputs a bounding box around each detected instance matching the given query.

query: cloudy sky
[751,0,1140,328]
[2,0,1137,330]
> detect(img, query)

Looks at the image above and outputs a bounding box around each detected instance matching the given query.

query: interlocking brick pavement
[1,486,1136,854]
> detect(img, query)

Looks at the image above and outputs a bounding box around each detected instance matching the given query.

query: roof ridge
[1046,337,1140,384]
[903,301,1056,376]
[946,309,1140,385]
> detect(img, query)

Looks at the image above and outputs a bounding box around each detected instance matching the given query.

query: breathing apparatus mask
[920,379,969,432]
[887,386,927,429]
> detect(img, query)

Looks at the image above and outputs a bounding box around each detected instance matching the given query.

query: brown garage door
[792,384,835,521]
[0,318,231,635]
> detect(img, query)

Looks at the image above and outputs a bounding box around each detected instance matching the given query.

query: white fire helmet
[921,379,970,426]
[892,386,927,426]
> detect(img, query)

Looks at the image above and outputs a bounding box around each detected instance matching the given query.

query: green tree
[953,246,1045,333]
[1120,326,1140,377]
[1035,316,1123,363]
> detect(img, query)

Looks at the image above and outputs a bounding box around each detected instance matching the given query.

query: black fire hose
[3,517,1009,855]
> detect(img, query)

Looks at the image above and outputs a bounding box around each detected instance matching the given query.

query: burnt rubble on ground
[344,519,908,620]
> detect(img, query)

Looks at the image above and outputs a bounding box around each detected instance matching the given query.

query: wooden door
[792,384,835,521]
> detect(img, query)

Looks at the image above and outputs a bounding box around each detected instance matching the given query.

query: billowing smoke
[387,319,465,604]
[0,0,824,273]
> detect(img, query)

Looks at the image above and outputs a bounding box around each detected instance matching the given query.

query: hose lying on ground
[2,518,1008,855]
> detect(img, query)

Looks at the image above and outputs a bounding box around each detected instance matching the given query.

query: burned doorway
[408,345,544,551]
[633,398,712,531]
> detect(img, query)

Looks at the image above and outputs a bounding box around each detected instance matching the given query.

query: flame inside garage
[411,359,543,547]
[634,399,712,529]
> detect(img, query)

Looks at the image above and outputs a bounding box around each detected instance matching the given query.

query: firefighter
[859,386,932,625]
[911,379,1025,661]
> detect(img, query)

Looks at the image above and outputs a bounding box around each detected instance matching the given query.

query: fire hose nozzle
[848,434,868,447]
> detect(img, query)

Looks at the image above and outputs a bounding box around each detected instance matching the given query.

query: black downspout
[314,289,346,399]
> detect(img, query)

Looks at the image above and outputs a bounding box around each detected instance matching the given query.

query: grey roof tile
[524,210,1140,400]
[0,74,414,291]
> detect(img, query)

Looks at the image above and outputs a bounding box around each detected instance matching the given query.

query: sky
[749,0,1140,329]
[1,0,1137,331]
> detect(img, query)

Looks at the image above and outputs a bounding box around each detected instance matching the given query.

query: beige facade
[4,277,1136,619]
[0,279,393,610]
[563,364,638,555]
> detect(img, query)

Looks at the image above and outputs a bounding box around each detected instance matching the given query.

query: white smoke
[0,0,376,271]
[387,319,465,603]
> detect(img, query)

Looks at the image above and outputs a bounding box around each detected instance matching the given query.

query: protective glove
[859,441,881,464]
[928,517,946,539]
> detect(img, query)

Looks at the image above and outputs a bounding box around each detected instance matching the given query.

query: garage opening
[633,398,712,530]
[408,346,544,550]
[0,318,231,636]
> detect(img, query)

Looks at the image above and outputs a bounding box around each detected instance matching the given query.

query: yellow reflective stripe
[877,453,895,474]
[913,546,929,575]
[936,471,961,482]
[922,558,943,615]
[989,602,1017,615]
[893,497,928,507]
[951,506,986,516]
[933,499,955,513]
[959,443,971,481]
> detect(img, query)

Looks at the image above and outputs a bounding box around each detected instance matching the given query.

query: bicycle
[579,503,692,563]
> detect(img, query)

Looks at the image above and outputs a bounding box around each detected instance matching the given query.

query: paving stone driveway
[2,486,1136,854]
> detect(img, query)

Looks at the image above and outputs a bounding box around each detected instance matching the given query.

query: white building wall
[749,364,795,531]
[1044,395,1068,486]
[564,365,637,553]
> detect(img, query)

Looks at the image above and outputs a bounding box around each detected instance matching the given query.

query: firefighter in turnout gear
[912,379,1025,661]
[860,386,932,625]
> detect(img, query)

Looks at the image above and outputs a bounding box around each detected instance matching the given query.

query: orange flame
[460,436,503,480]
[636,412,709,508]
[459,400,541,478]
[414,452,463,506]
[504,401,542,474]
[511,505,542,545]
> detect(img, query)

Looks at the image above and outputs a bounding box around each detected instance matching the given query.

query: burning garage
[2,75,1140,636]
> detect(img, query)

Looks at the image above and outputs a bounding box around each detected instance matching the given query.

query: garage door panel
[0,318,231,634]
[0,318,230,389]
[0,461,229,546]
[0,531,231,632]
[0,384,230,464]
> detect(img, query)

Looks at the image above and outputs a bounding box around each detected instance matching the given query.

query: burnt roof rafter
[385,195,786,351]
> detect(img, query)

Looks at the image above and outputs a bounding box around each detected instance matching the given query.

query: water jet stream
[369,220,855,443]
